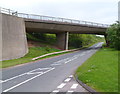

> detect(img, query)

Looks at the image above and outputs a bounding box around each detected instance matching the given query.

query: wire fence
[0,7,109,28]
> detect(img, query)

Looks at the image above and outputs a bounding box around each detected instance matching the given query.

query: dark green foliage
[27,32,56,45]
[28,32,47,41]
[69,34,82,48]
[69,34,103,48]
[27,32,104,49]
[107,22,120,50]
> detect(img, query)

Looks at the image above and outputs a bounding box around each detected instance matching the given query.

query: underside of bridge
[25,20,107,50]
[1,13,108,60]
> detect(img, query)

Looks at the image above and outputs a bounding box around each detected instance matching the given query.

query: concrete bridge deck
[16,13,109,35]
[0,7,109,60]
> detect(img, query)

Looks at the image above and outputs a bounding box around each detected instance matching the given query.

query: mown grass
[1,47,60,68]
[76,47,118,92]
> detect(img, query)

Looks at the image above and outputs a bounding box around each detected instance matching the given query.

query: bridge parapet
[0,7,109,28]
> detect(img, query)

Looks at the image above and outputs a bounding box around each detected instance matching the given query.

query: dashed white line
[64,78,71,82]
[52,90,59,93]
[65,57,77,64]
[71,84,78,89]
[67,90,74,92]
[57,83,66,89]
[3,68,55,92]
[69,75,73,78]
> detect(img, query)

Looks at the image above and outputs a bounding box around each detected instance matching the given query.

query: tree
[107,21,120,50]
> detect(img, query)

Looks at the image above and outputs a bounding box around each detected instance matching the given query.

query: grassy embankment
[76,47,119,92]
[1,33,104,68]
[1,33,61,68]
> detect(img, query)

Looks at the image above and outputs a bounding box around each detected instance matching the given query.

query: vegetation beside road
[107,21,120,50]
[69,34,104,49]
[1,33,104,68]
[27,32,105,49]
[1,47,61,68]
[76,47,118,92]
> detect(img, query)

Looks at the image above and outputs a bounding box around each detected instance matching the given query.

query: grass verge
[1,47,60,68]
[76,47,118,92]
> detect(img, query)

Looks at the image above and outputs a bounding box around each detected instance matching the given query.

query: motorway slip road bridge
[0,7,109,61]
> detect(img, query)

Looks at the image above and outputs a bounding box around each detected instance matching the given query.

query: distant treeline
[27,32,104,49]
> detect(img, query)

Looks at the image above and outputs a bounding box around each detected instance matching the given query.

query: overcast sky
[0,0,119,24]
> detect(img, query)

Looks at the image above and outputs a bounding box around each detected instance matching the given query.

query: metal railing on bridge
[0,7,109,28]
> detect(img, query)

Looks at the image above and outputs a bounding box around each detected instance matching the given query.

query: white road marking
[71,84,78,89]
[69,75,73,78]
[2,73,27,83]
[67,90,74,92]
[0,80,3,83]
[3,68,55,92]
[52,90,59,92]
[65,57,77,64]
[64,78,71,82]
[2,67,52,83]
[51,58,70,66]
[51,63,61,66]
[57,83,66,89]
[26,72,43,75]
[55,58,70,64]
[80,53,85,56]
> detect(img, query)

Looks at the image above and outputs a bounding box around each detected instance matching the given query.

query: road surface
[1,42,103,93]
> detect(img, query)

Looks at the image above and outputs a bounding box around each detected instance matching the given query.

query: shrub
[107,22,120,50]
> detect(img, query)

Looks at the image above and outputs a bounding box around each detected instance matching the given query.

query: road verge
[32,48,81,60]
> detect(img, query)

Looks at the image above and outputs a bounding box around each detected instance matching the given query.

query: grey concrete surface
[1,42,103,92]
[1,13,28,61]
[56,32,69,50]
[25,19,107,35]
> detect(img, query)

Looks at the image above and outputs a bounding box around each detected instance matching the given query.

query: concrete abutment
[0,13,28,61]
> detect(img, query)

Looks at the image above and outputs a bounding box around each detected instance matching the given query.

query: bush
[107,22,120,50]
[69,34,103,48]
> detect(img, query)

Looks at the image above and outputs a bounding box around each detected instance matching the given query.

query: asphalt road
[1,42,103,93]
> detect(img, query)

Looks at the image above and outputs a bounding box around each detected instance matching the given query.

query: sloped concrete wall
[1,13,28,61]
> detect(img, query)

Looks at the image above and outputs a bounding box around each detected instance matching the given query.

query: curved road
[1,42,103,93]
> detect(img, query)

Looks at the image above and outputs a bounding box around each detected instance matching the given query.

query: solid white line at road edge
[3,68,55,92]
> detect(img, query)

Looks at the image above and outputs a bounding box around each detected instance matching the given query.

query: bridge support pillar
[56,32,69,50]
